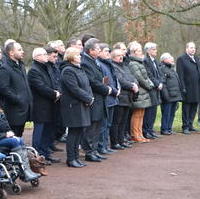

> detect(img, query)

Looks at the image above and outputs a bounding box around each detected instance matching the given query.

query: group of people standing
[0,35,200,168]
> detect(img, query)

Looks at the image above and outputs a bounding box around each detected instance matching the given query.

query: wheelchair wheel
[12,184,21,194]
[0,188,7,199]
[30,179,39,187]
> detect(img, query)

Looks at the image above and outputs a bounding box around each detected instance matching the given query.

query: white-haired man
[143,42,163,139]
[176,42,200,134]
[28,47,61,163]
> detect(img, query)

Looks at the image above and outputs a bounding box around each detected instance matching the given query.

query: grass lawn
[25,102,200,132]
[154,102,199,133]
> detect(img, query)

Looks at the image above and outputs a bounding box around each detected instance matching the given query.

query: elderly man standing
[143,42,163,139]
[0,42,32,137]
[176,42,200,134]
[81,38,113,162]
[28,48,61,163]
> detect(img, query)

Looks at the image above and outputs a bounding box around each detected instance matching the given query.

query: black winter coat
[144,55,162,106]
[176,53,200,103]
[160,63,182,103]
[60,63,93,127]
[112,61,137,107]
[0,112,11,140]
[81,53,109,122]
[28,60,57,123]
[0,56,32,125]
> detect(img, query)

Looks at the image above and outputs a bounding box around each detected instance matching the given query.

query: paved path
[7,130,200,199]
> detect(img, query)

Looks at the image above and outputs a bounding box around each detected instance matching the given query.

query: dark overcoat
[112,61,137,107]
[176,53,200,103]
[160,63,182,103]
[143,55,162,106]
[0,56,32,125]
[28,60,57,123]
[81,53,109,122]
[60,62,93,127]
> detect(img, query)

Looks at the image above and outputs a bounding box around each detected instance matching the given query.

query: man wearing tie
[143,42,163,139]
[176,42,200,134]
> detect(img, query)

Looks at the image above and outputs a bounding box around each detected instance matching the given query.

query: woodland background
[0,0,200,64]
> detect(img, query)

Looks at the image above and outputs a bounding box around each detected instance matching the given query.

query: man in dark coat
[176,42,200,134]
[143,42,163,139]
[0,42,32,137]
[81,38,113,162]
[28,47,61,163]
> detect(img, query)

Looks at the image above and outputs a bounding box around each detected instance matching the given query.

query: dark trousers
[98,107,114,151]
[67,127,84,162]
[110,106,129,145]
[10,124,25,137]
[161,102,177,132]
[143,105,157,136]
[54,102,66,140]
[82,121,101,156]
[182,102,198,130]
[32,122,55,158]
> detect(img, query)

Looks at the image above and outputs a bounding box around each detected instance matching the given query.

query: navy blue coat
[96,58,119,107]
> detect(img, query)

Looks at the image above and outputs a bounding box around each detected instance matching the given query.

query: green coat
[129,56,153,108]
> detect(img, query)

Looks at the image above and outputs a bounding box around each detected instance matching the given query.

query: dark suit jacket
[0,56,32,125]
[81,53,109,122]
[176,53,200,103]
[28,60,57,123]
[144,55,162,106]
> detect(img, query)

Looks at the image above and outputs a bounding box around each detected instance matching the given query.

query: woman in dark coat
[60,47,94,168]
[160,53,182,135]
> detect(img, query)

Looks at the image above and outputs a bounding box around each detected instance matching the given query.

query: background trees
[0,0,200,63]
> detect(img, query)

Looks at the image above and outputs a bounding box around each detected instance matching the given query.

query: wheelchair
[0,146,41,197]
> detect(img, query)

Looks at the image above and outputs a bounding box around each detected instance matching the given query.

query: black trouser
[110,106,129,146]
[182,102,198,130]
[10,124,25,137]
[142,105,157,137]
[54,102,66,140]
[67,127,85,162]
[82,121,101,156]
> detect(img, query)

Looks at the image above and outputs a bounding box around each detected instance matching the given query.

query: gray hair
[186,41,195,49]
[160,52,173,62]
[144,42,157,52]
[129,41,142,53]
[84,38,99,53]
[32,48,47,59]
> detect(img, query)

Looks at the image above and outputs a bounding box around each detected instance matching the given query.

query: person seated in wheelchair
[0,106,40,182]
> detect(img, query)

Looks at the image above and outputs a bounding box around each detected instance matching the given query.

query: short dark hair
[84,38,100,54]
[45,46,58,54]
[66,38,78,48]
[82,34,95,47]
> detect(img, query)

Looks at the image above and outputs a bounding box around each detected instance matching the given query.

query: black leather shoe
[151,132,162,138]
[183,129,191,134]
[67,160,83,168]
[85,155,102,162]
[111,144,125,150]
[76,159,87,167]
[46,156,61,163]
[50,145,64,152]
[120,143,132,148]
[95,153,107,160]
[161,131,172,135]
[189,128,198,132]
[144,133,155,139]
[98,149,109,154]
[106,148,116,153]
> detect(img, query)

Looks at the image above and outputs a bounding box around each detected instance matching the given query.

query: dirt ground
[6,129,200,199]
